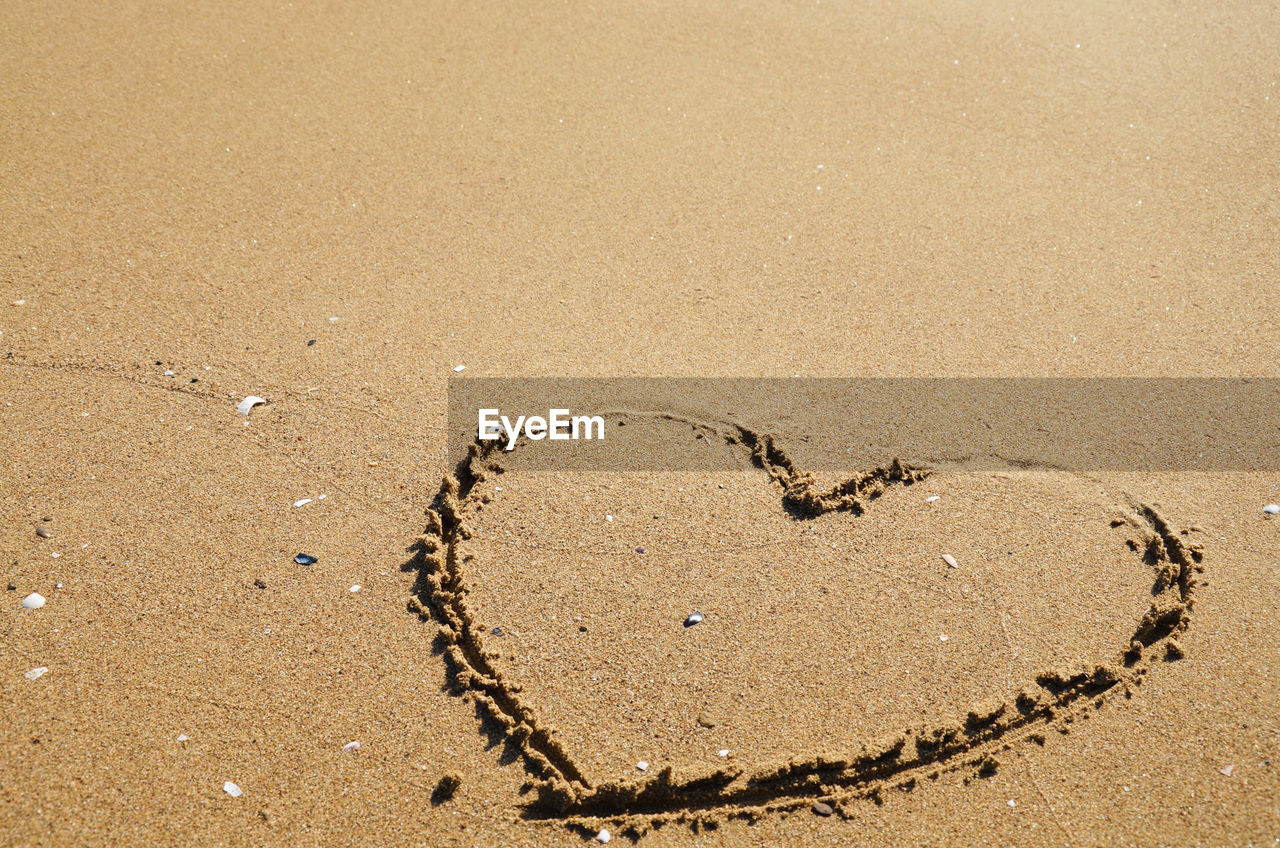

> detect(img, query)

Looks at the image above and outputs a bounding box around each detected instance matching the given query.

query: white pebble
[163,370,175,377]
[940,634,949,642]
[349,585,361,593]
[1007,799,1016,808]
[606,514,613,522]
[717,749,730,757]
[21,592,46,610]
[1264,504,1279,515]
[328,316,339,323]
[596,830,611,844]
[636,761,648,771]
[177,734,188,742]
[223,781,243,797]
[926,495,940,503]
[941,554,958,568]
[50,551,60,558]
[453,365,465,372]
[342,740,361,753]
[25,666,48,681]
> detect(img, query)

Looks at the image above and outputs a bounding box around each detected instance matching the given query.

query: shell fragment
[236,396,267,416]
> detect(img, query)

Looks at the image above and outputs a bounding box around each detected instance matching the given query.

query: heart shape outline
[406,412,1201,830]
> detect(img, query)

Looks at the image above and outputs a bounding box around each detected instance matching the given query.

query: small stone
[25,666,48,681]
[941,554,958,568]
[7,582,17,591]
[717,749,730,757]
[812,801,834,817]
[342,740,360,753]
[605,514,613,522]
[434,771,462,801]
[177,734,188,742]
[223,781,243,797]
[926,495,940,503]
[306,339,317,346]
[636,761,649,771]
[1220,764,1235,776]
[1007,799,1016,808]
[21,592,45,610]
[453,365,465,372]
[1264,504,1279,515]
[684,612,704,627]
[349,585,361,593]
[35,527,50,539]
[696,711,717,728]
[635,547,646,554]
[596,829,611,844]
[254,579,267,589]
[294,553,317,565]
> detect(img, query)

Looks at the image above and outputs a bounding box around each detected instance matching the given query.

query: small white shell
[596,830,611,844]
[342,741,361,753]
[941,554,958,568]
[236,396,267,415]
[25,666,48,681]
[925,495,940,503]
[223,781,243,797]
[636,761,648,771]
[293,498,313,508]
[1264,504,1279,515]
[21,592,46,610]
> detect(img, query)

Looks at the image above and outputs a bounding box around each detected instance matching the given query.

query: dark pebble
[294,553,317,565]
[578,624,588,633]
[307,339,317,346]
[491,626,503,636]
[190,377,199,383]
[254,578,267,589]
[35,527,50,539]
[7,582,16,591]
[812,801,834,817]
[635,547,646,554]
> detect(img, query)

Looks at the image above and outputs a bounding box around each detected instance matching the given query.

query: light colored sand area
[2,0,1279,843]
[465,468,1154,780]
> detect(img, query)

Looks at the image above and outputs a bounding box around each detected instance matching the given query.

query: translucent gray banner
[446,378,1280,472]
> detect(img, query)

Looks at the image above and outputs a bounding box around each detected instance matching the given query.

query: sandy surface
[2,1,1278,845]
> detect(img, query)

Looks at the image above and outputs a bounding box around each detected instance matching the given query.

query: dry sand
[2,1,1279,845]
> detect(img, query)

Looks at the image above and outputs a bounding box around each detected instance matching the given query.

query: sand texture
[2,1,1279,845]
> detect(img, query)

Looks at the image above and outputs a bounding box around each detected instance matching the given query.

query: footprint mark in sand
[404,412,1201,834]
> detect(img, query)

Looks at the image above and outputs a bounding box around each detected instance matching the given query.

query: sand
[2,1,1279,845]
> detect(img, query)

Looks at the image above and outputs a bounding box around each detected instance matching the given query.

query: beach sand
[2,1,1278,844]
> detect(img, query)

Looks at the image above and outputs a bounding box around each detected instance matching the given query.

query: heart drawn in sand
[406,413,1201,831]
